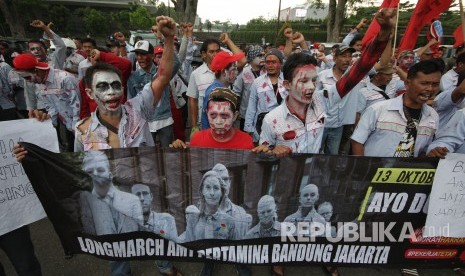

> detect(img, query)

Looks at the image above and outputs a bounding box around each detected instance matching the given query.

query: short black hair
[200,38,220,54]
[407,60,443,79]
[28,40,46,49]
[457,52,465,65]
[0,41,9,49]
[349,34,363,47]
[84,63,122,89]
[282,53,318,82]
[81,38,97,47]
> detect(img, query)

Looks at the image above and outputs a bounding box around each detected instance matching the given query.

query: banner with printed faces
[19,143,465,267]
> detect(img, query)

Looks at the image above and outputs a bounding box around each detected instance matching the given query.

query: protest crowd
[1,1,465,275]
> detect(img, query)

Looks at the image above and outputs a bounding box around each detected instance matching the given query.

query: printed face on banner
[214,165,231,195]
[202,176,222,206]
[318,204,333,222]
[207,101,236,135]
[91,71,124,113]
[286,65,317,105]
[131,184,153,214]
[82,157,112,198]
[258,201,277,224]
[300,184,319,207]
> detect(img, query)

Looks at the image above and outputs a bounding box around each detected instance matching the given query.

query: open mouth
[104,98,122,109]
[418,93,431,101]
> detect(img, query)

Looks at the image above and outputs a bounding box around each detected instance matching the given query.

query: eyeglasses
[95,81,122,92]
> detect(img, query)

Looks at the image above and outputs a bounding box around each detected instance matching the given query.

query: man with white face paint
[284,184,325,228]
[170,88,254,149]
[252,8,397,157]
[73,16,177,151]
[233,45,266,130]
[130,184,180,275]
[200,51,244,129]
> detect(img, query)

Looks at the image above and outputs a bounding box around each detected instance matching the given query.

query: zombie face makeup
[285,65,317,105]
[91,71,124,114]
[207,101,236,136]
[251,54,265,67]
[224,63,238,84]
[265,55,281,76]
[399,54,415,70]
[28,42,46,62]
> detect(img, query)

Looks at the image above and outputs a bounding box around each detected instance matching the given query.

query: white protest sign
[424,153,465,237]
[0,119,59,235]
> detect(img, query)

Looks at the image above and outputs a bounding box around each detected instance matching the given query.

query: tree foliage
[129,5,154,29]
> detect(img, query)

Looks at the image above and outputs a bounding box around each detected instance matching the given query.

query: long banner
[20,143,465,267]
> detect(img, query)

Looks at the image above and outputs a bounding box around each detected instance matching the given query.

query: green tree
[129,5,154,29]
[83,8,108,36]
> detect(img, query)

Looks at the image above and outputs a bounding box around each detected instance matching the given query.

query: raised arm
[219,33,247,69]
[336,9,395,97]
[150,16,176,106]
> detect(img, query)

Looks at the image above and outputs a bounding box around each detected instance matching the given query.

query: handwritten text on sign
[424,153,465,238]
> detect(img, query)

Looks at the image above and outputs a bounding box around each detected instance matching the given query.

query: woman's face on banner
[202,176,222,206]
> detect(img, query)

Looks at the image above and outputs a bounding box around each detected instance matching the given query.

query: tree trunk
[173,0,198,23]
[330,0,347,42]
[0,0,26,38]
[326,0,336,42]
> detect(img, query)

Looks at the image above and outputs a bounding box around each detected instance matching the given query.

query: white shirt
[186,62,215,124]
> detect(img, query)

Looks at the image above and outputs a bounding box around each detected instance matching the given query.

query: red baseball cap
[13,53,49,70]
[210,51,245,72]
[154,45,164,55]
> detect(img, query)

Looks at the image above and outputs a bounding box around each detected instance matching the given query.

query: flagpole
[392,1,401,57]
[460,0,465,41]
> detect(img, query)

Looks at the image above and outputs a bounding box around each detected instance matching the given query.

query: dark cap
[208,87,238,111]
[335,45,356,56]
[265,48,284,63]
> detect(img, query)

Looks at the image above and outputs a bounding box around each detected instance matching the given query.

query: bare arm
[451,77,465,103]
[220,33,247,69]
[151,16,176,106]
[416,38,438,57]
[351,140,365,156]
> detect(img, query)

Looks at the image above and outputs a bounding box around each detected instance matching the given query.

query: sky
[157,0,420,25]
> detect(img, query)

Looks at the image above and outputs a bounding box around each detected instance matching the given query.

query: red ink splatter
[283,130,296,140]
[273,119,277,125]
[262,82,267,88]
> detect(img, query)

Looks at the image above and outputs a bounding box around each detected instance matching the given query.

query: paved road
[0,219,457,276]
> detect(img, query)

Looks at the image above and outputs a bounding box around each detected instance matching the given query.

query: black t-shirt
[393,106,422,157]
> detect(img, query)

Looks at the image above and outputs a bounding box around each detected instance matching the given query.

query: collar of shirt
[199,63,213,75]
[136,63,157,77]
[366,81,384,92]
[282,99,315,123]
[388,94,432,119]
[89,109,126,134]
[44,68,55,85]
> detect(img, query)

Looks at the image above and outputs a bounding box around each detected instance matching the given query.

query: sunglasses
[95,81,122,92]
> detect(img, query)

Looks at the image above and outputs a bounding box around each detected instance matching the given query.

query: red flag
[398,0,452,54]
[362,0,400,49]
[453,24,464,48]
